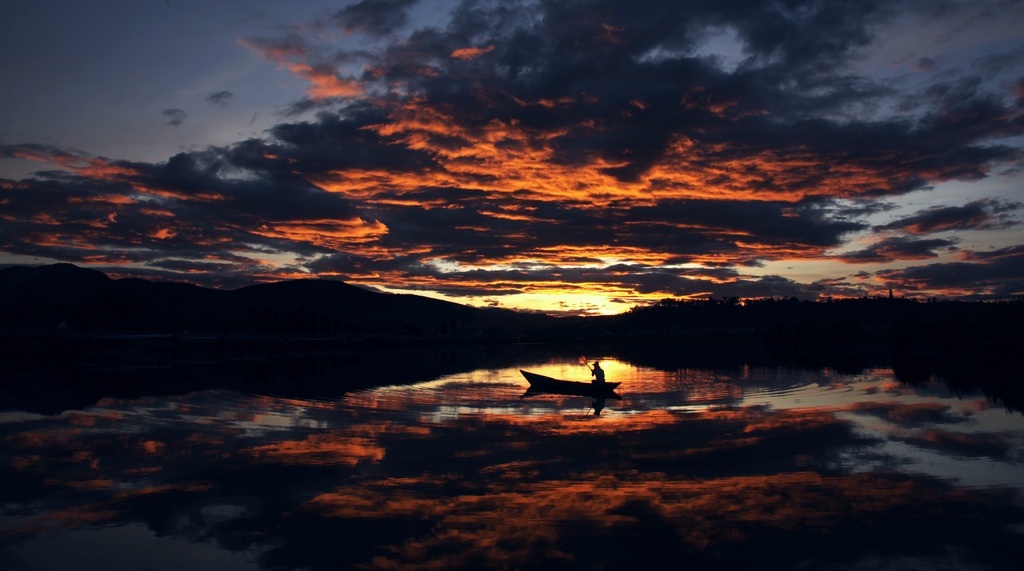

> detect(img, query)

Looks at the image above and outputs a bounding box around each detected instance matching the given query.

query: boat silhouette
[519,370,621,398]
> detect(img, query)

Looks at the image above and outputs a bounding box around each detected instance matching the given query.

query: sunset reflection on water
[2,357,1023,570]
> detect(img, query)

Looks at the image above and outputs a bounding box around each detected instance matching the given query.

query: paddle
[579,357,601,419]
[579,356,593,371]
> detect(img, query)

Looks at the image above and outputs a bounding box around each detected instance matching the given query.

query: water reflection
[2,357,1023,570]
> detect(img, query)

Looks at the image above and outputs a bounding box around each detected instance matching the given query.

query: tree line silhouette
[2,264,1021,412]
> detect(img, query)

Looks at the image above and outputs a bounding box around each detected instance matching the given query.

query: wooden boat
[519,370,621,396]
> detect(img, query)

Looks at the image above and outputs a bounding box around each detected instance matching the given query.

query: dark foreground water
[2,356,1023,570]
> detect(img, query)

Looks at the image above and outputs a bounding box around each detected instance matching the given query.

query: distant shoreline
[3,263,1022,415]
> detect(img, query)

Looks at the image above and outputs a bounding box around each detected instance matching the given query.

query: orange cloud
[451,44,495,60]
[240,38,363,101]
[246,434,386,466]
[300,470,948,568]
[312,99,928,213]
[289,63,363,100]
[250,218,388,248]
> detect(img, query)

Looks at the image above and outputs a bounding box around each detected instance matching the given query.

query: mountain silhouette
[0,262,111,304]
[0,263,541,337]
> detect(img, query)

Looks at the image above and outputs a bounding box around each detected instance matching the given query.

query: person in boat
[591,361,606,384]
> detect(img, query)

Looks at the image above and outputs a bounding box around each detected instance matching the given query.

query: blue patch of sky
[0,1,346,178]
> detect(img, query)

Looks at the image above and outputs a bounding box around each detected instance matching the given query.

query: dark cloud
[162,108,187,126]
[876,246,1024,297]
[264,106,437,172]
[625,199,867,249]
[729,0,889,73]
[0,143,95,169]
[837,236,958,263]
[875,199,1022,234]
[960,244,1024,260]
[973,48,1024,75]
[280,97,321,117]
[848,401,968,428]
[126,150,360,223]
[834,200,900,219]
[0,145,365,286]
[205,90,234,107]
[333,0,420,36]
[902,429,1014,460]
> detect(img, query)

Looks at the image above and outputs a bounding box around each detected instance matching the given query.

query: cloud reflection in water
[2,360,1023,570]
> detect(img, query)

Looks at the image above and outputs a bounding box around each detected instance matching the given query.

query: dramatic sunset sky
[2,0,1024,314]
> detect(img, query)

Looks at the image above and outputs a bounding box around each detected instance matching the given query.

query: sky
[2,0,1024,315]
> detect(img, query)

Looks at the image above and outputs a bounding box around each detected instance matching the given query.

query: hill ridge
[0,263,536,337]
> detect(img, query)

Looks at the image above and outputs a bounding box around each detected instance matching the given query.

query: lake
[2,353,1023,570]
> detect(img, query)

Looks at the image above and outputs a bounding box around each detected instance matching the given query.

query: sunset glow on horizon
[3,0,1024,314]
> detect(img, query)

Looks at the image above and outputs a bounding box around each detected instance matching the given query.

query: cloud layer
[3,0,1024,309]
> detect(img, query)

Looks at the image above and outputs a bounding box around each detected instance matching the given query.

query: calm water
[2,356,1023,570]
